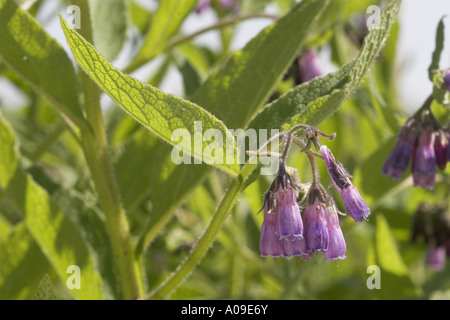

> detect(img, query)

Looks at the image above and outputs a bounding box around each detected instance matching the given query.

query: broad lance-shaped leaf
[59,13,239,176]
[0,0,84,127]
[191,0,330,129]
[0,117,105,300]
[125,0,197,72]
[247,61,353,131]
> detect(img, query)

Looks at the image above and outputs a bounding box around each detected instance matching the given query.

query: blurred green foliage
[0,0,449,300]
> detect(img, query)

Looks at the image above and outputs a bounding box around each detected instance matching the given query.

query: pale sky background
[1,0,450,116]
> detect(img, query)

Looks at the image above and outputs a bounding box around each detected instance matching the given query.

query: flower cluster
[382,102,449,190]
[412,203,450,271]
[258,126,370,262]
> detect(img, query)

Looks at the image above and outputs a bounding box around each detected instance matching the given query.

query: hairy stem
[73,0,145,300]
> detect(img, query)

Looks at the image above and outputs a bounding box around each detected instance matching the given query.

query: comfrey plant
[257,126,370,262]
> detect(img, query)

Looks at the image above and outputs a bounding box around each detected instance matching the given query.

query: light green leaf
[32,274,56,300]
[125,0,197,72]
[0,112,19,191]
[0,0,84,127]
[0,117,105,300]
[375,214,409,276]
[59,13,239,176]
[0,221,51,299]
[428,16,445,80]
[90,0,128,61]
[247,61,353,131]
[192,0,330,129]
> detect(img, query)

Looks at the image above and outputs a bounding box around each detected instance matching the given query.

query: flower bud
[382,119,418,179]
[435,129,448,170]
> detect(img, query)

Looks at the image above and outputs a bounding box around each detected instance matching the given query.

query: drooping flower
[302,198,329,252]
[382,119,418,179]
[320,145,370,222]
[296,49,322,84]
[259,201,282,258]
[426,242,446,271]
[435,129,448,170]
[322,211,346,261]
[275,184,303,241]
[259,169,305,258]
[412,127,436,190]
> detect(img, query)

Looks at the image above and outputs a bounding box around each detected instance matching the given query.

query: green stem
[73,0,144,300]
[147,161,257,299]
[28,121,65,162]
[165,12,278,51]
[125,12,278,74]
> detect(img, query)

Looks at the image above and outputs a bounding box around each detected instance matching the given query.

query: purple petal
[382,122,418,179]
[322,213,346,261]
[412,128,436,190]
[426,242,446,271]
[303,199,329,252]
[276,187,303,240]
[260,204,282,258]
[340,185,371,222]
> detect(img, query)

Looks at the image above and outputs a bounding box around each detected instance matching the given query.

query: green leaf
[90,0,128,61]
[32,274,56,300]
[428,16,446,81]
[276,0,401,130]
[0,117,105,300]
[0,0,84,127]
[375,214,409,276]
[247,61,353,131]
[0,221,51,299]
[125,0,197,72]
[191,0,330,129]
[0,112,19,191]
[116,0,330,252]
[59,13,239,176]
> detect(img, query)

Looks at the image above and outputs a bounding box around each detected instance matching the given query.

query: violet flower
[320,145,370,222]
[412,127,436,190]
[382,119,418,179]
[303,198,329,252]
[435,129,448,170]
[444,69,450,92]
[275,185,303,241]
[297,49,322,84]
[426,242,446,271]
[280,237,307,258]
[259,202,282,258]
[323,211,346,261]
